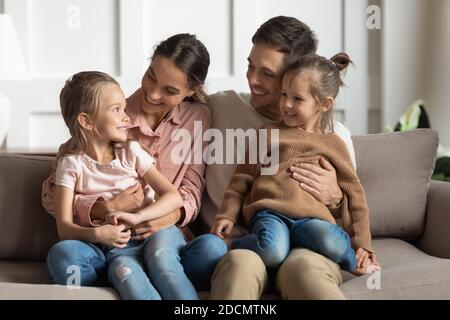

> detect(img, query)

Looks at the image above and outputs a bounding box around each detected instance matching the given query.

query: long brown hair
[55,71,119,165]
[284,53,352,133]
[153,33,210,104]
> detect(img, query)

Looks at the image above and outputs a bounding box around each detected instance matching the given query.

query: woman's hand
[106,211,141,227]
[92,183,145,220]
[131,209,182,241]
[290,157,343,207]
[211,219,234,239]
[95,224,131,248]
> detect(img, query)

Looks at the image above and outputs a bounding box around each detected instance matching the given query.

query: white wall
[29,0,120,76]
[382,0,450,146]
[3,0,371,150]
[341,0,370,135]
[382,0,428,130]
[425,0,450,146]
[367,0,381,134]
[3,0,449,150]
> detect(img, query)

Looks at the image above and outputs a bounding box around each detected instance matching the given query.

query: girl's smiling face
[140,55,195,116]
[280,72,326,133]
[92,83,129,143]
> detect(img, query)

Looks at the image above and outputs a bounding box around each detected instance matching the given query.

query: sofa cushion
[0,260,50,284]
[0,155,59,260]
[340,238,450,299]
[0,282,119,300]
[352,129,438,239]
[0,260,119,299]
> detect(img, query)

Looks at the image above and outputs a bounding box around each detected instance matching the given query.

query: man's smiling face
[246,42,285,120]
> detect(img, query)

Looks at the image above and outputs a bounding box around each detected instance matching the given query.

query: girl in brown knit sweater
[212,53,381,276]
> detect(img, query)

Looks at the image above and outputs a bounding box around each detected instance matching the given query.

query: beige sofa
[1,129,449,299]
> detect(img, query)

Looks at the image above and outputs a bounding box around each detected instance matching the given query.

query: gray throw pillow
[352,129,438,239]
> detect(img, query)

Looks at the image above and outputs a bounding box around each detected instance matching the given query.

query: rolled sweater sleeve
[215,160,260,223]
[332,137,373,253]
[329,121,356,219]
[215,124,267,223]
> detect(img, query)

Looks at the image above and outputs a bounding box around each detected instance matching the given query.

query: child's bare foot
[352,262,381,276]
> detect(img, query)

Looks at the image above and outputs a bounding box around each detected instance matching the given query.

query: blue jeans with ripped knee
[45,237,161,299]
[232,209,357,271]
[46,225,227,299]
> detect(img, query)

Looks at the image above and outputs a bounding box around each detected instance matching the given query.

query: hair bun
[330,52,352,72]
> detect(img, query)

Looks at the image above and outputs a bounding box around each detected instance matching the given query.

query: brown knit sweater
[216,121,373,252]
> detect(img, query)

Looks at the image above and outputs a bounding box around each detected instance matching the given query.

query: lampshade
[0,14,28,80]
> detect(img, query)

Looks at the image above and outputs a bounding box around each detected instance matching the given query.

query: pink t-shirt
[42,88,211,234]
[54,141,156,225]
[124,89,212,228]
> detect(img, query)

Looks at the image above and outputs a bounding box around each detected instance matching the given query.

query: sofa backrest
[352,129,438,240]
[0,155,59,261]
[0,129,439,261]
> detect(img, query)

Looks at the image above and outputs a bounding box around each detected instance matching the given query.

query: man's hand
[91,183,145,220]
[290,157,343,207]
[131,208,182,241]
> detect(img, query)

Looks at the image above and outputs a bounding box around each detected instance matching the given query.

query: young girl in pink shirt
[47,71,199,299]
[45,34,227,299]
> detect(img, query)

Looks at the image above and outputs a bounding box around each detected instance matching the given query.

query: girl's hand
[369,252,381,269]
[131,208,181,241]
[355,248,381,272]
[355,248,371,269]
[211,219,234,239]
[96,224,131,248]
[106,211,141,227]
[290,157,343,207]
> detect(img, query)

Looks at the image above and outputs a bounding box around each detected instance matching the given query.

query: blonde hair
[55,71,119,165]
[284,52,352,133]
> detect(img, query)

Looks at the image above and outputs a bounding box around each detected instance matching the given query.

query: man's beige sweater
[216,121,373,252]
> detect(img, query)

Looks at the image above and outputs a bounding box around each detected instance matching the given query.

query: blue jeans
[105,239,162,300]
[46,226,227,299]
[232,210,356,272]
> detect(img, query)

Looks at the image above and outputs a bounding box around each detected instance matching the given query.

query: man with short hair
[203,16,354,299]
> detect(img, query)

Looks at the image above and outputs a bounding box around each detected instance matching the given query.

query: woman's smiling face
[140,55,195,116]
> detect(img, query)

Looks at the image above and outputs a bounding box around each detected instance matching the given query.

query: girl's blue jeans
[45,225,227,300]
[232,209,357,272]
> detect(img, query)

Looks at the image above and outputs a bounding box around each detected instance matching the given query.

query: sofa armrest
[417,180,450,258]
